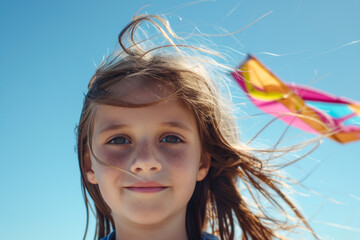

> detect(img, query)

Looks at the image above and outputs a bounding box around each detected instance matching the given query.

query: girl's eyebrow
[161,121,193,132]
[97,121,193,135]
[98,124,129,135]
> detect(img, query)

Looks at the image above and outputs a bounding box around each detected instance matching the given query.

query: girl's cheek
[95,144,196,168]
[96,147,133,166]
[158,145,192,168]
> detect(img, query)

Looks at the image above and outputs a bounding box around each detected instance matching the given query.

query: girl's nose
[130,143,162,174]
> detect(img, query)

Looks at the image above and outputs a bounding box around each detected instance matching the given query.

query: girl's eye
[160,135,183,143]
[108,136,131,145]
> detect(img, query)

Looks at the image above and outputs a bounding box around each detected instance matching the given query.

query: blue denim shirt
[101,231,219,240]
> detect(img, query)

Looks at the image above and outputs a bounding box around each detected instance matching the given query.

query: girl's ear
[197,152,211,181]
[84,149,98,184]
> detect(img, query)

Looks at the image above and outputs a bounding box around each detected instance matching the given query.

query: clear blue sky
[0,1,359,239]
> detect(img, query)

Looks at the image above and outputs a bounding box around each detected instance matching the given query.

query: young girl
[77,15,316,240]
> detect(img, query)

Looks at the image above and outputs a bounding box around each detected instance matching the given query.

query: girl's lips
[125,181,168,193]
[125,187,168,193]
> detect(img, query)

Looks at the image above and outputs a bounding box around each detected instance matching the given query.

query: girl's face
[85,80,209,226]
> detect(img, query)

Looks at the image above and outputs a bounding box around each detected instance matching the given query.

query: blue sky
[0,1,359,239]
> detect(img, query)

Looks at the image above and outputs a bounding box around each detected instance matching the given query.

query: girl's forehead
[91,77,199,134]
[110,77,173,105]
[93,99,198,135]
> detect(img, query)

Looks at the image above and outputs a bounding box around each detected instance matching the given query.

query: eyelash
[107,135,184,145]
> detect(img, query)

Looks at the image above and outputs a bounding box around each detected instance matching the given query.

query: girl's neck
[113,211,189,240]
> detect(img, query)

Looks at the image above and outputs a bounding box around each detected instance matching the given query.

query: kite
[232,55,360,144]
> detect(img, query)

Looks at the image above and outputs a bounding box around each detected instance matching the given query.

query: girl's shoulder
[100,231,218,240]
[202,232,219,240]
[100,231,115,240]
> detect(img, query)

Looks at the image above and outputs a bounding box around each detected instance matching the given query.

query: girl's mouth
[125,181,168,193]
[125,187,168,193]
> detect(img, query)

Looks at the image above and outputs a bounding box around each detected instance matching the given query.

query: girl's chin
[125,215,171,226]
[113,208,174,225]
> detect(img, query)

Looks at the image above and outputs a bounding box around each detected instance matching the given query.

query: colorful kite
[232,55,360,144]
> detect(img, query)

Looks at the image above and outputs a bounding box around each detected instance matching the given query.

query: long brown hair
[76,14,317,240]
